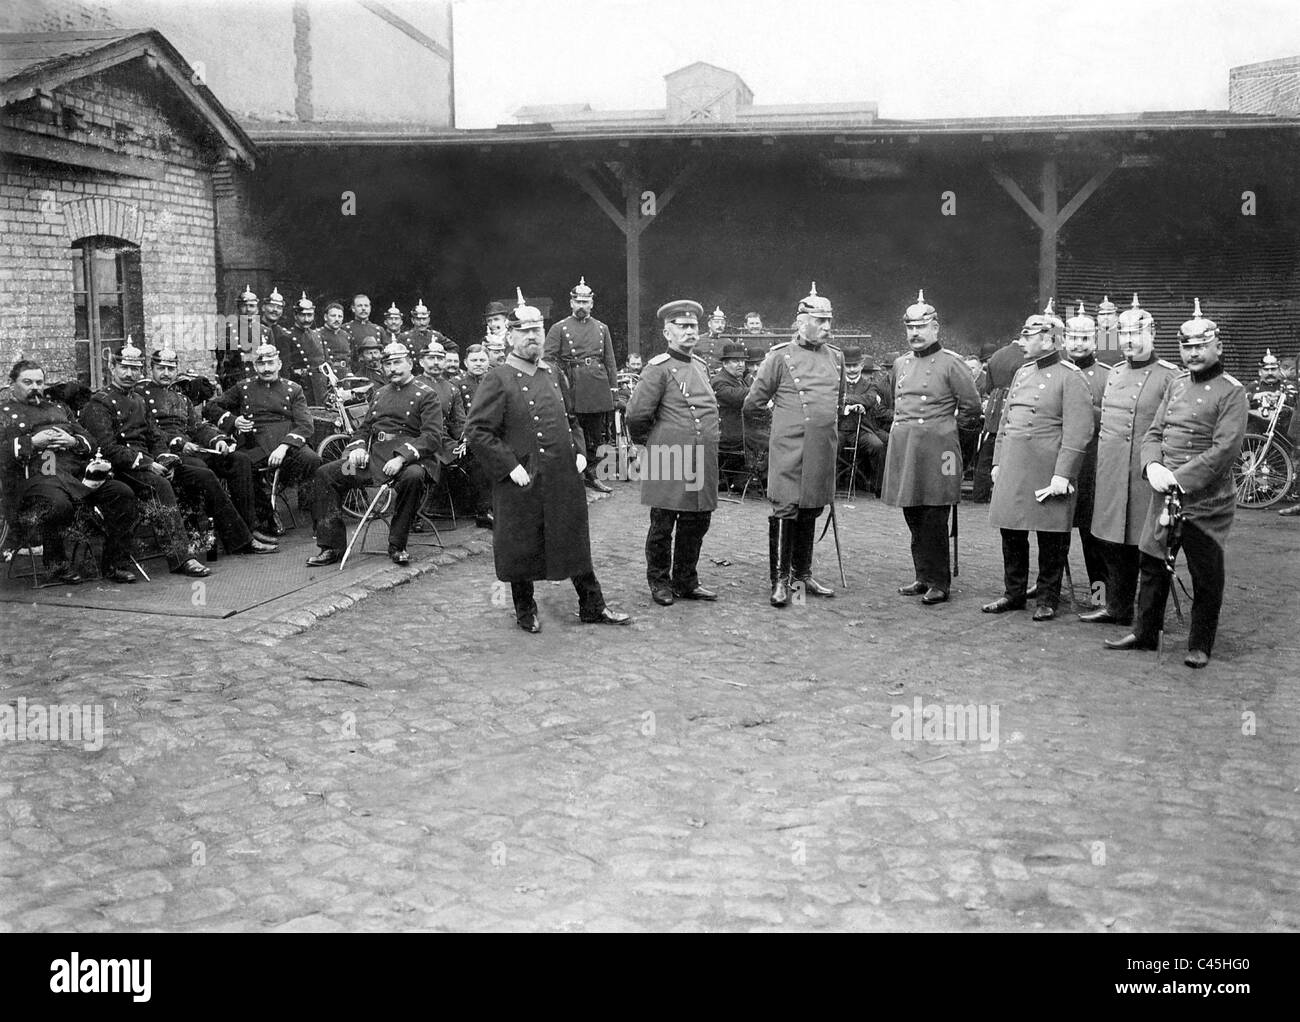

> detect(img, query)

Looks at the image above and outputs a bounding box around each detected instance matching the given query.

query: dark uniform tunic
[279,325,327,404]
[743,339,843,510]
[543,316,618,413]
[1069,353,1111,529]
[626,349,720,511]
[317,324,353,379]
[218,317,272,390]
[712,368,749,489]
[693,331,731,375]
[343,320,383,370]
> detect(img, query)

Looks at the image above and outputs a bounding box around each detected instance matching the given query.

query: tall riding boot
[792,509,835,597]
[768,516,779,590]
[770,517,792,607]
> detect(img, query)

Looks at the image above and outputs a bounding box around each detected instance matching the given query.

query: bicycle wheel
[1234,433,1295,509]
[316,433,392,519]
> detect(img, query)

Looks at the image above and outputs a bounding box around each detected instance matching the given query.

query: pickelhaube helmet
[253,342,280,364]
[709,305,726,323]
[381,340,410,363]
[114,337,146,367]
[903,288,937,326]
[1117,293,1154,333]
[1096,295,1118,318]
[509,287,545,329]
[1065,301,1097,340]
[294,291,314,313]
[1260,348,1279,368]
[570,276,594,300]
[798,282,833,319]
[1020,298,1064,339]
[411,298,429,315]
[421,337,447,356]
[385,302,402,318]
[151,346,179,368]
[1179,298,1219,343]
[267,286,285,306]
[239,283,258,304]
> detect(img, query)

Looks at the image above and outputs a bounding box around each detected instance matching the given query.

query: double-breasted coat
[742,340,843,507]
[988,350,1094,532]
[137,380,226,452]
[1090,356,1181,546]
[881,343,983,507]
[206,377,312,463]
[1137,364,1248,559]
[624,349,720,511]
[1070,354,1112,529]
[543,316,617,413]
[343,376,445,485]
[464,355,594,582]
[1,396,99,513]
[80,384,164,472]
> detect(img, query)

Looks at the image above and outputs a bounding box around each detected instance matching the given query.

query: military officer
[1063,301,1113,600]
[218,283,272,390]
[1095,295,1121,361]
[278,292,327,404]
[401,298,437,355]
[838,344,890,496]
[206,342,322,534]
[380,302,405,346]
[464,290,631,632]
[139,346,277,553]
[307,341,444,566]
[344,294,383,370]
[1081,294,1180,626]
[317,301,353,380]
[695,306,729,373]
[416,337,467,462]
[485,335,508,366]
[1105,300,1249,668]
[354,335,387,390]
[743,284,843,606]
[80,342,212,576]
[2,360,138,584]
[882,291,983,604]
[984,300,1094,620]
[712,342,750,492]
[447,342,493,528]
[626,300,721,605]
[970,336,1023,503]
[543,277,617,493]
[458,344,489,408]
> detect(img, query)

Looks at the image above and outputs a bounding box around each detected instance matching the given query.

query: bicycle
[314,362,389,518]
[1234,388,1295,509]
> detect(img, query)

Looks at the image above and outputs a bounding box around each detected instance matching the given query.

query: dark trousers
[839,427,885,494]
[511,571,606,622]
[645,507,712,592]
[902,504,952,591]
[313,460,429,552]
[19,478,136,570]
[118,467,192,569]
[200,449,257,530]
[1099,538,1141,617]
[577,412,609,468]
[1000,528,1071,608]
[173,459,252,554]
[1134,521,1226,654]
[253,446,321,522]
[1076,526,1108,599]
[791,505,826,579]
[971,439,996,503]
[451,453,492,515]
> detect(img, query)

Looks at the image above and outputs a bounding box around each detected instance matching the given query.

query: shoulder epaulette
[536,358,552,371]
[1222,372,1243,387]
[1157,359,1179,370]
[769,341,791,351]
[647,352,671,365]
[1061,360,1082,372]
[690,353,708,365]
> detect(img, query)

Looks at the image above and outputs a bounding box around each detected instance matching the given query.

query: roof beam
[0,125,165,179]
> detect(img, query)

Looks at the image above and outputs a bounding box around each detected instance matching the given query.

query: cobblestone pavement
[2,483,1297,932]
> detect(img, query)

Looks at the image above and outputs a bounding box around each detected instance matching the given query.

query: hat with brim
[841,345,864,364]
[658,299,704,324]
[721,342,748,360]
[483,301,509,320]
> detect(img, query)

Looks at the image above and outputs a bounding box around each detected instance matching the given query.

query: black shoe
[771,576,791,607]
[584,476,613,494]
[921,587,949,605]
[1184,649,1210,668]
[796,575,835,597]
[517,613,542,634]
[252,529,280,546]
[101,566,137,584]
[306,548,342,567]
[581,608,631,625]
[1104,633,1158,651]
[651,588,675,606]
[982,596,1026,614]
[897,581,928,597]
[171,558,211,577]
[475,512,494,529]
[48,564,83,585]
[674,585,717,601]
[263,513,285,537]
[1032,605,1056,622]
[246,538,279,554]
[389,548,410,565]
[1077,608,1132,625]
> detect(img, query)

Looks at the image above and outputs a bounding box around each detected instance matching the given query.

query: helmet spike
[917,288,925,304]
[1192,297,1202,318]
[1044,298,1055,316]
[1077,300,1086,317]
[515,287,526,306]
[809,281,818,296]
[1131,293,1140,309]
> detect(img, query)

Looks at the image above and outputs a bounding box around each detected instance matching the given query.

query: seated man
[838,345,890,496]
[138,346,277,553]
[206,342,322,535]
[712,343,750,491]
[2,360,138,584]
[79,343,212,576]
[308,341,445,566]
[354,336,387,390]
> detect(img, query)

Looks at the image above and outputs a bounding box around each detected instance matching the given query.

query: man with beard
[308,341,444,567]
[627,300,721,606]
[1104,300,1248,668]
[80,342,213,577]
[2,360,138,584]
[317,301,353,380]
[139,346,277,554]
[838,344,890,497]
[1063,302,1113,602]
[218,283,272,389]
[465,290,631,632]
[544,277,617,493]
[743,284,843,607]
[279,292,327,404]
[1081,295,1180,627]
[882,291,983,605]
[354,336,387,391]
[344,294,383,370]
[712,343,750,493]
[206,343,322,536]
[984,300,1094,621]
[262,286,292,357]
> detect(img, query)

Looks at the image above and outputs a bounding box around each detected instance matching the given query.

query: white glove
[575,453,588,475]
[509,464,530,487]
[1048,474,1071,496]
[1146,462,1179,494]
[991,465,999,484]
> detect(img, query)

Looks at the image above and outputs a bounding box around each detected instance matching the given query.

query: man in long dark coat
[1081,296,1180,626]
[1063,302,1112,602]
[743,284,843,607]
[984,301,1094,621]
[881,290,983,605]
[1105,300,1249,668]
[626,300,720,606]
[465,291,631,633]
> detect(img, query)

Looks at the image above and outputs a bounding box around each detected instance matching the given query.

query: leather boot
[770,518,792,607]
[792,510,834,597]
[768,516,779,589]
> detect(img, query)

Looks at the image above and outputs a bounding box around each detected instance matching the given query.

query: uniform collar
[797,339,826,352]
[1072,354,1096,370]
[1034,350,1062,370]
[911,341,941,358]
[1190,362,1224,384]
[666,347,692,362]
[1127,354,1155,368]
[506,353,538,376]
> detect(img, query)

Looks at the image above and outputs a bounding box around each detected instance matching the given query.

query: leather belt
[375,430,415,442]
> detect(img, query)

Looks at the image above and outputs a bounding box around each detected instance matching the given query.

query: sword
[817,500,847,587]
[951,503,960,577]
[339,482,392,571]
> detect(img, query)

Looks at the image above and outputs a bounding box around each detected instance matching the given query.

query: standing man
[1082,295,1180,626]
[695,306,729,373]
[984,300,1094,621]
[543,277,617,493]
[970,336,1023,503]
[483,300,510,345]
[307,341,444,567]
[1063,302,1113,601]
[626,300,721,605]
[744,312,765,335]
[1105,300,1249,667]
[465,291,631,632]
[380,302,405,346]
[281,292,327,404]
[218,283,271,389]
[344,294,383,370]
[712,342,750,492]
[402,298,437,355]
[882,291,983,605]
[743,284,843,607]
[317,301,353,381]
